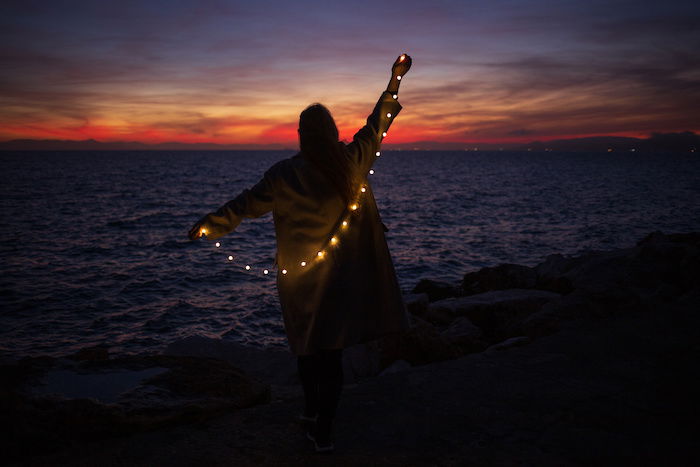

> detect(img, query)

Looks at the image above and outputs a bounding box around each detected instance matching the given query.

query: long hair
[298,103,355,204]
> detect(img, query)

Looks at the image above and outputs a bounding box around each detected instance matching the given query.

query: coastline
[3,231,699,465]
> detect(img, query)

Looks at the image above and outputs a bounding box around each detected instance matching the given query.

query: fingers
[188,222,203,241]
[393,53,412,72]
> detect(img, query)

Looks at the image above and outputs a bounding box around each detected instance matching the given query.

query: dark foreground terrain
[3,231,699,466]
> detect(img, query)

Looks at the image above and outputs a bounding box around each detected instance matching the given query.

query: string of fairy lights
[200,61,405,279]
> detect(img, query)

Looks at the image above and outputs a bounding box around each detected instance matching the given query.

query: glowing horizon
[1,0,698,148]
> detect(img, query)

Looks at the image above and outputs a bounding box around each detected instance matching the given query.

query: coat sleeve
[201,171,274,240]
[346,91,403,175]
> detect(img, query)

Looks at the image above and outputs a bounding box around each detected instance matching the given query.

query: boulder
[164,335,297,386]
[520,307,562,339]
[634,231,700,293]
[560,248,636,295]
[404,293,429,318]
[462,264,537,295]
[422,301,458,326]
[2,352,271,462]
[412,279,460,302]
[521,291,596,338]
[428,289,560,341]
[376,317,461,367]
[440,317,485,354]
[378,359,411,377]
[485,336,531,352]
[534,254,575,293]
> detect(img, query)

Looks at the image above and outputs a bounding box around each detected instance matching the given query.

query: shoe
[306,431,334,453]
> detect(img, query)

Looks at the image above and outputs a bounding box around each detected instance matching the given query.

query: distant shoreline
[0,131,698,152]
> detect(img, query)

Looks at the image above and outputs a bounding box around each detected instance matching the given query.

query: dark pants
[297,349,343,428]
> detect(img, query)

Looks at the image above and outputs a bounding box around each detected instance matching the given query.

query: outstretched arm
[348,54,412,173]
[188,172,274,241]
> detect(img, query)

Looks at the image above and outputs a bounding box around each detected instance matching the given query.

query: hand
[391,53,412,78]
[188,218,208,241]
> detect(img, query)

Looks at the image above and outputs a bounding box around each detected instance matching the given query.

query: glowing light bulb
[350,204,358,211]
[397,75,401,81]
[386,113,392,118]
[393,94,397,99]
[300,261,306,267]
[361,187,366,192]
[215,242,221,248]
[369,169,374,175]
[342,220,348,227]
[227,255,233,261]
[375,151,381,157]
[317,251,324,258]
[331,236,338,245]
[245,265,251,270]
[382,132,387,137]
[200,228,207,235]
[263,269,269,275]
[282,269,288,275]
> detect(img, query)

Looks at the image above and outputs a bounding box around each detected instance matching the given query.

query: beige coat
[201,91,408,355]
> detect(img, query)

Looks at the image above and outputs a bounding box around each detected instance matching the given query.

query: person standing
[189,54,413,453]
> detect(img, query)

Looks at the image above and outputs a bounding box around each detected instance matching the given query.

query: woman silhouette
[188,54,412,452]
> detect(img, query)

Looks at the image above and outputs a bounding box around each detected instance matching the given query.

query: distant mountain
[1,132,697,152]
[521,132,699,152]
[387,132,699,152]
[0,139,292,151]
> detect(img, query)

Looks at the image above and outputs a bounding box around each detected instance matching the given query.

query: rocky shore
[3,231,699,466]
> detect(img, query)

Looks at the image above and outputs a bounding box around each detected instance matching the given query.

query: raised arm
[188,171,274,241]
[348,54,412,174]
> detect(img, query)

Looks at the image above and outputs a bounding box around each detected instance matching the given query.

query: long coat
[201,91,408,355]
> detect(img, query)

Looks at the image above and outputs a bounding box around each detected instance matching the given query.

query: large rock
[403,293,429,318]
[412,279,460,302]
[440,317,485,353]
[165,335,297,385]
[462,264,537,295]
[559,248,636,295]
[634,231,700,294]
[428,289,561,341]
[375,317,461,367]
[2,351,271,462]
[520,291,595,338]
[378,359,411,377]
[534,254,575,293]
[485,336,531,352]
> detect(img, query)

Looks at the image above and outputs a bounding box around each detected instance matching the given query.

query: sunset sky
[1,0,699,148]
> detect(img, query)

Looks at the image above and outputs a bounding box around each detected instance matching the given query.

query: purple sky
[1,0,699,147]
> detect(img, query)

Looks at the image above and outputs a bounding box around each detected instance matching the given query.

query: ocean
[1,150,699,358]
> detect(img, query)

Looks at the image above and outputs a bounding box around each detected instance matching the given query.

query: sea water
[1,150,699,357]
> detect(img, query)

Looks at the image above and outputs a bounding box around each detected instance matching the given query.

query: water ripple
[1,150,699,357]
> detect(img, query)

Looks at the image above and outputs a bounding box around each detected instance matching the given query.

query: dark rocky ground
[3,231,699,466]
